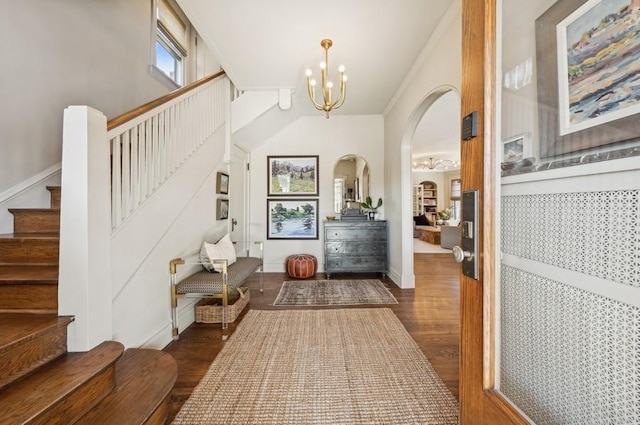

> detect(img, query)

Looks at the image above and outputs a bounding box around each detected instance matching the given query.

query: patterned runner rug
[273,279,398,306]
[172,309,459,424]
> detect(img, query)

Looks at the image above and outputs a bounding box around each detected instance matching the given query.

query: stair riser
[12,211,60,233]
[29,368,116,425]
[0,284,57,311]
[47,187,61,210]
[75,349,178,425]
[0,239,59,264]
[0,326,67,389]
[145,395,172,425]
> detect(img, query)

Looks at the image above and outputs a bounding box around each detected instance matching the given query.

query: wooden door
[459,0,529,423]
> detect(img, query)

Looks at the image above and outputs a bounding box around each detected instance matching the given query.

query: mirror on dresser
[333,155,370,214]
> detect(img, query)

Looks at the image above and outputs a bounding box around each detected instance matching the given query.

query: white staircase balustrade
[60,73,230,351]
[108,77,227,230]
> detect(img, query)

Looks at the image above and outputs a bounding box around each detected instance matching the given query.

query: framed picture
[216,172,229,195]
[450,178,461,200]
[536,0,640,159]
[267,155,318,196]
[502,133,532,163]
[217,199,229,220]
[267,199,318,240]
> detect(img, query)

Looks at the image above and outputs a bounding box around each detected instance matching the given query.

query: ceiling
[177,0,459,162]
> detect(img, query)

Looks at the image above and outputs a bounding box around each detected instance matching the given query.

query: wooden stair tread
[0,313,71,350]
[0,314,72,388]
[0,341,124,425]
[7,208,60,213]
[77,349,178,425]
[0,232,59,239]
[0,265,58,284]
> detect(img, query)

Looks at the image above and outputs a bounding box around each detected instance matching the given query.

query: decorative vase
[368,211,376,220]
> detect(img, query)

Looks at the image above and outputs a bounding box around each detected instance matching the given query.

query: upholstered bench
[169,240,263,340]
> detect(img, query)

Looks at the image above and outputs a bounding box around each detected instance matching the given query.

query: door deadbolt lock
[451,190,479,280]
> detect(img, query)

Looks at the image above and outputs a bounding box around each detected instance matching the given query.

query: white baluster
[111,136,122,228]
[122,131,131,218]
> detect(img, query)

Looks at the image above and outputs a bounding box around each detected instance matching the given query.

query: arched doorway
[399,86,461,285]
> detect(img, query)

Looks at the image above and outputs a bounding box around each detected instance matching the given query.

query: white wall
[0,0,220,198]
[111,129,229,349]
[383,0,462,287]
[248,115,384,272]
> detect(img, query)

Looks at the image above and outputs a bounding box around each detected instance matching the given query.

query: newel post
[59,106,113,352]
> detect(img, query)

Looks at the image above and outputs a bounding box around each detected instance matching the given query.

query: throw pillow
[201,234,237,273]
[200,243,215,272]
[414,214,429,226]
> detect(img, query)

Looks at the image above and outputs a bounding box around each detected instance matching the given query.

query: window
[153,0,187,86]
[334,178,345,213]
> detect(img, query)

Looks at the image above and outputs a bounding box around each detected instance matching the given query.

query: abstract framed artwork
[267,199,318,240]
[217,199,229,220]
[502,133,532,163]
[216,172,229,195]
[267,155,319,196]
[536,0,640,159]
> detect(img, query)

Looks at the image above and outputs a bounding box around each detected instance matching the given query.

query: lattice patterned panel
[500,265,640,424]
[501,190,640,289]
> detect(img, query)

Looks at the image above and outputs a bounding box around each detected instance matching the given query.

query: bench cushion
[176,257,262,294]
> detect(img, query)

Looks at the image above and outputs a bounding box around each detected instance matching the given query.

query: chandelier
[305,39,347,118]
[413,157,459,171]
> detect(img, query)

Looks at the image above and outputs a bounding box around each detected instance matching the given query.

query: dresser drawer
[325,241,386,255]
[324,227,386,241]
[325,255,387,271]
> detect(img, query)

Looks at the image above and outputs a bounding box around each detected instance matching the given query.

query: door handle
[452,245,473,263]
[231,218,238,231]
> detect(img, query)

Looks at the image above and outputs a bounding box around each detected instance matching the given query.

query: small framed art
[502,133,532,163]
[217,199,229,220]
[216,172,229,195]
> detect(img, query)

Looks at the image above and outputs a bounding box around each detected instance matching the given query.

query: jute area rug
[273,279,398,306]
[172,308,459,425]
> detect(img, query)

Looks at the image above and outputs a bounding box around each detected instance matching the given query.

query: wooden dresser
[323,220,388,278]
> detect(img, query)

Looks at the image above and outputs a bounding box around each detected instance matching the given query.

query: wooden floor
[163,253,460,421]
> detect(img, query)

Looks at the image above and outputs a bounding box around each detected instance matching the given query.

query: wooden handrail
[107,70,226,131]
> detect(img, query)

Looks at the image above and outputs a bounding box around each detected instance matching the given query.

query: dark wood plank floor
[163,252,460,421]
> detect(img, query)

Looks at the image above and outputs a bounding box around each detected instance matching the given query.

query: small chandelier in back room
[305,39,347,118]
[412,157,459,171]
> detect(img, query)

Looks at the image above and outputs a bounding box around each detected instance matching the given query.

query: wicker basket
[195,288,250,323]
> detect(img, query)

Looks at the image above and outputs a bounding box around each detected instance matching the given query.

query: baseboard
[142,322,173,350]
[386,268,405,289]
[142,299,199,350]
[0,162,61,205]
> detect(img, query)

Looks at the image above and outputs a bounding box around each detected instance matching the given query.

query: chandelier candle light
[413,157,459,171]
[305,39,347,118]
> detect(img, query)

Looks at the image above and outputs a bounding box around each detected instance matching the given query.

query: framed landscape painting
[536,0,640,159]
[267,155,318,196]
[267,199,318,240]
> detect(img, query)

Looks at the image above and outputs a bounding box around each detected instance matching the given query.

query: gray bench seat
[169,241,263,340]
[176,257,262,294]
